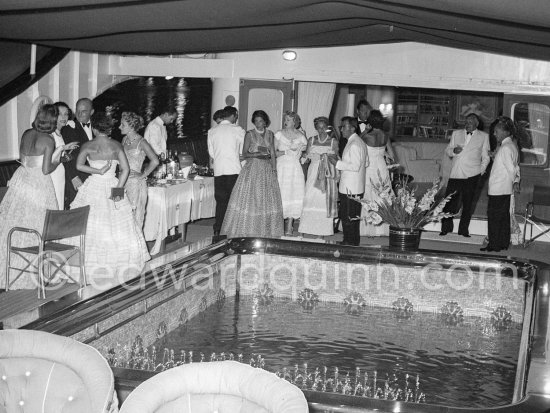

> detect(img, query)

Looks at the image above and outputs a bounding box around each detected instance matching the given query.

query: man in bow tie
[440,113,490,237]
[62,97,94,209]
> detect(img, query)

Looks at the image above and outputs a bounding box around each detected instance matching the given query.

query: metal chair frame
[522,185,550,248]
[5,206,89,298]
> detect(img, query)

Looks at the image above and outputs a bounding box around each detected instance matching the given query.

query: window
[512,102,549,166]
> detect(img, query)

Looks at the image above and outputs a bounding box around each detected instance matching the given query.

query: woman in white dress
[275,111,307,235]
[71,112,150,286]
[0,105,66,289]
[50,102,72,209]
[299,116,339,237]
[361,110,395,236]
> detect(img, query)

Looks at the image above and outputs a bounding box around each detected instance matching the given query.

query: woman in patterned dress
[299,117,339,237]
[71,112,150,286]
[221,110,283,238]
[120,111,159,229]
[275,111,308,235]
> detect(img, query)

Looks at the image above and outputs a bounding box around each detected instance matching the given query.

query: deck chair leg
[5,246,10,292]
[38,252,45,299]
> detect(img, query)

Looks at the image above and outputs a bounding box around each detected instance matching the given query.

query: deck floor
[0,283,80,322]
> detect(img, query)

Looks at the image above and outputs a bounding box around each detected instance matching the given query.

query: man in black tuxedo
[62,97,94,209]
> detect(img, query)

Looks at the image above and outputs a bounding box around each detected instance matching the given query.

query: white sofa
[120,360,308,413]
[0,329,118,413]
[393,141,450,184]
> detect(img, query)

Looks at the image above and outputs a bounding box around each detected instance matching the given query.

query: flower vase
[389,226,421,251]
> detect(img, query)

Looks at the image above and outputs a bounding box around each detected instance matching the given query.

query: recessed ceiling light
[282,50,297,61]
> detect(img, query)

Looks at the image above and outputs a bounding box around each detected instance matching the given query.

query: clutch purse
[111,187,125,200]
[60,150,73,163]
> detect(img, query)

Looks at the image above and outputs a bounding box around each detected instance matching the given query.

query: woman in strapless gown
[361,110,394,237]
[0,104,66,289]
[120,111,159,229]
[71,112,150,286]
[221,110,284,238]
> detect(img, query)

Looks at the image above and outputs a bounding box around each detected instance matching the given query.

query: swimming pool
[23,238,549,412]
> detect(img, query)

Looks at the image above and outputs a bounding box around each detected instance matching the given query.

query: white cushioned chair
[120,360,308,413]
[0,329,118,413]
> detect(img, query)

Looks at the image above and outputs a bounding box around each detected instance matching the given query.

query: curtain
[296,82,336,138]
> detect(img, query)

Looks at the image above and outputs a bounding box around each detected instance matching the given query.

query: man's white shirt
[144,116,167,156]
[207,120,245,176]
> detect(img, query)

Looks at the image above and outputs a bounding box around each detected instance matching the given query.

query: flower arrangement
[358,173,454,229]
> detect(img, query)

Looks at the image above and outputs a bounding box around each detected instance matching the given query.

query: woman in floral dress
[222,110,283,238]
[275,111,308,235]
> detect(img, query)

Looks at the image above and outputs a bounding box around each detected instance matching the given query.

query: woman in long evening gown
[71,112,150,286]
[299,117,339,237]
[0,104,66,289]
[222,110,284,238]
[50,102,73,209]
[275,111,308,235]
[361,110,395,236]
[120,111,159,229]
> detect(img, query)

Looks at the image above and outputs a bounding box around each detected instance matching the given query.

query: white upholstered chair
[0,329,118,412]
[120,360,308,413]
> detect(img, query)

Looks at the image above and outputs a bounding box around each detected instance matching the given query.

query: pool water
[151,296,522,408]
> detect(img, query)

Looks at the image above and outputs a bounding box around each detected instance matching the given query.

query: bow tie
[358,120,368,125]
[466,131,473,135]
[82,122,90,128]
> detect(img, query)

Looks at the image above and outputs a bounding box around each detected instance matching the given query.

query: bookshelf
[394,89,452,141]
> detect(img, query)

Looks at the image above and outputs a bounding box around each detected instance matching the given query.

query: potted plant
[356,174,454,251]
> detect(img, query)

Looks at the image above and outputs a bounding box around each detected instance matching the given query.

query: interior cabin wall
[0,52,119,161]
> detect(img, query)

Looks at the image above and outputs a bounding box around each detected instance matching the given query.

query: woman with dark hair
[51,101,78,209]
[221,110,283,237]
[298,116,339,237]
[275,110,308,235]
[0,104,67,289]
[71,112,150,284]
[121,111,159,229]
[361,109,395,237]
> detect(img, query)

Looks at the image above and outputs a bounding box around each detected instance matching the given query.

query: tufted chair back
[120,360,308,413]
[0,329,118,413]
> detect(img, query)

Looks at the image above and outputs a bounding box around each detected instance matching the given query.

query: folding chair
[522,185,550,247]
[6,205,90,298]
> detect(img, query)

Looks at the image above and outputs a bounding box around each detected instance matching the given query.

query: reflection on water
[151,296,521,408]
[93,77,212,143]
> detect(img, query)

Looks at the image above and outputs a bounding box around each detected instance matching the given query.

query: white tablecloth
[143,177,215,254]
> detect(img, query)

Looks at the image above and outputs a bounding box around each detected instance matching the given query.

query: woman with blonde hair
[275,110,307,235]
[120,111,159,228]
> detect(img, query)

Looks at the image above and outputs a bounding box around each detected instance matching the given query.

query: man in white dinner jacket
[440,113,490,237]
[336,116,368,246]
[207,106,245,236]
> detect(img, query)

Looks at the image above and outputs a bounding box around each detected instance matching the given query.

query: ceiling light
[282,50,297,61]
[165,76,174,80]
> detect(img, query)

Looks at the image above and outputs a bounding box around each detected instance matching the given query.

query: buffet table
[143,177,215,254]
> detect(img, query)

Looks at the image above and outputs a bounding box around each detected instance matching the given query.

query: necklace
[124,134,140,146]
[317,133,330,144]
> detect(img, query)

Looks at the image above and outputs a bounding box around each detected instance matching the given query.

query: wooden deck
[0,283,80,328]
